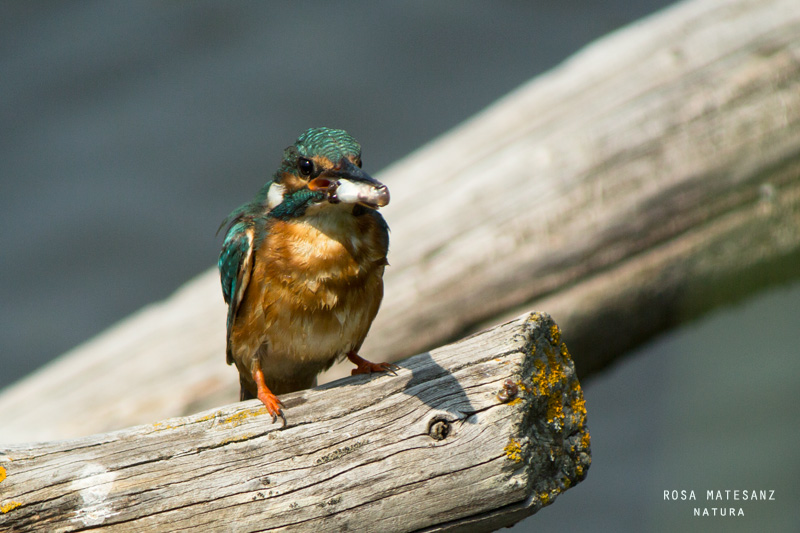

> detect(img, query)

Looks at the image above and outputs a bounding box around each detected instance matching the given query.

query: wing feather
[218,218,256,365]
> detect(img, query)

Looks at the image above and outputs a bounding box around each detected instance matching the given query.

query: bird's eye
[298,157,314,177]
[354,157,362,168]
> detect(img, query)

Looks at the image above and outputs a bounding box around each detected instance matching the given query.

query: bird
[218,127,397,424]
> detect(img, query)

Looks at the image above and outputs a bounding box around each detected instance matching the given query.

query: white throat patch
[267,182,286,210]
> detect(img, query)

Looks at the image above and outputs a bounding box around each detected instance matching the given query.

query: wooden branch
[0,313,590,533]
[378,0,800,376]
[2,0,800,443]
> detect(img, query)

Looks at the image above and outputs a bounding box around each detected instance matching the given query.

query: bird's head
[265,127,389,217]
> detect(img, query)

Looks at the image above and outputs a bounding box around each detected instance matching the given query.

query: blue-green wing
[218,218,256,364]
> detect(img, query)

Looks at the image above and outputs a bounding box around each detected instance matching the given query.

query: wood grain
[1,0,798,443]
[0,313,590,533]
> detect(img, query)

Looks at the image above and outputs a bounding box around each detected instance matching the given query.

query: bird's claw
[347,351,399,376]
[375,362,400,376]
[258,390,286,427]
[252,366,287,426]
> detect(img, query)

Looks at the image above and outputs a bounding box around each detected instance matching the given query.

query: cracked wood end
[0,312,589,532]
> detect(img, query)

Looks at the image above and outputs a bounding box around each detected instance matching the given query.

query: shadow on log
[2,0,798,443]
[0,313,589,532]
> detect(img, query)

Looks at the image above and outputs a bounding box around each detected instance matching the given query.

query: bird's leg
[252,364,286,426]
[346,350,399,376]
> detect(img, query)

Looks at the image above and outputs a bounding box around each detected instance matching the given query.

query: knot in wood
[428,418,451,441]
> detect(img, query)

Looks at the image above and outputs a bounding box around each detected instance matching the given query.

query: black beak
[324,158,376,185]
[320,158,390,208]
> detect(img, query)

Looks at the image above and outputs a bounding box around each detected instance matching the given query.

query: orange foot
[253,366,286,426]
[346,351,399,376]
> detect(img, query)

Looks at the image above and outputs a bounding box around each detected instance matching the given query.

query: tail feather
[240,379,256,402]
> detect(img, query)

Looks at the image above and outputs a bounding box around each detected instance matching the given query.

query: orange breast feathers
[228,209,388,376]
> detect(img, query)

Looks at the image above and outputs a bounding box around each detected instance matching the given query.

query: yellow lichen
[570,381,587,423]
[219,434,255,446]
[546,393,565,426]
[539,491,551,505]
[220,408,262,426]
[1,501,21,514]
[194,412,218,424]
[0,466,5,483]
[549,324,561,346]
[546,348,565,379]
[529,323,588,435]
[530,348,572,428]
[580,430,591,451]
[543,363,564,390]
[153,406,264,433]
[153,422,176,431]
[532,354,564,397]
[507,397,524,406]
[504,438,523,462]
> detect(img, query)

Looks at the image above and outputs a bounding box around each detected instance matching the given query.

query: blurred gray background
[1,2,797,531]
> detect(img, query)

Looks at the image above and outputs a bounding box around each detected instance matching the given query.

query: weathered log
[2,0,800,443]
[0,313,590,533]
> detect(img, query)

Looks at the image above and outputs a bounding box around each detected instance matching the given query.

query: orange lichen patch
[549,324,561,346]
[219,408,263,426]
[538,491,551,505]
[189,407,266,430]
[572,392,586,416]
[153,421,181,432]
[1,501,21,514]
[194,412,218,424]
[529,339,578,430]
[570,381,588,424]
[546,393,565,426]
[580,430,592,451]
[219,434,255,446]
[504,438,523,462]
[531,357,564,396]
[546,345,564,376]
[528,312,543,323]
[0,466,6,483]
[508,397,524,406]
[153,407,262,432]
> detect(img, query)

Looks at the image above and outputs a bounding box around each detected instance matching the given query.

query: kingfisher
[218,127,396,424]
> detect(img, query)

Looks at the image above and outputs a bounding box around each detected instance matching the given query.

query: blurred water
[0,1,672,386]
[512,281,800,532]
[2,2,798,531]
